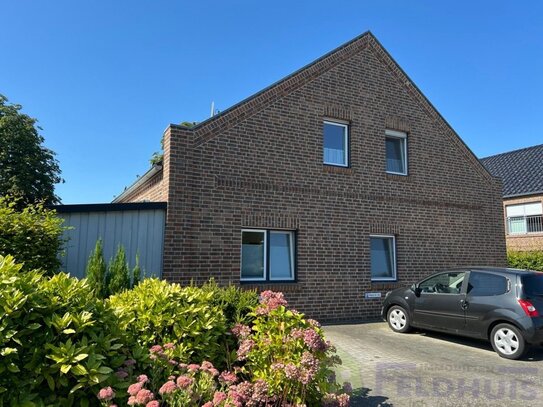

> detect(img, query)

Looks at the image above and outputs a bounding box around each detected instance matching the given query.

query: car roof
[445,266,542,276]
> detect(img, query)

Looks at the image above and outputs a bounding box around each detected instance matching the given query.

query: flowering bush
[98,290,350,406]
[236,291,349,406]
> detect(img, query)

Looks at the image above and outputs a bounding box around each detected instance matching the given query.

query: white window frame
[505,202,543,235]
[385,129,408,176]
[240,229,267,282]
[323,120,349,167]
[269,230,296,281]
[240,229,296,282]
[370,234,397,282]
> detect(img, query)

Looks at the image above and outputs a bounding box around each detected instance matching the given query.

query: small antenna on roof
[210,101,215,118]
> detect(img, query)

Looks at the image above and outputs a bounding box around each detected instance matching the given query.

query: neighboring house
[114,31,506,321]
[481,144,543,252]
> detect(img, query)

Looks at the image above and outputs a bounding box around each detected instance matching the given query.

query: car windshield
[522,274,543,297]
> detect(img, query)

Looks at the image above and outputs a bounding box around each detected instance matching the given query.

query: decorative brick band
[216,175,482,211]
[370,223,402,235]
[242,212,300,230]
[323,104,354,122]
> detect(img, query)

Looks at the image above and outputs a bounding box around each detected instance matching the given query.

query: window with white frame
[370,235,397,281]
[506,202,543,234]
[323,120,349,167]
[385,130,408,175]
[241,229,295,282]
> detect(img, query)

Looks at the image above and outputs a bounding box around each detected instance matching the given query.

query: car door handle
[460,300,469,310]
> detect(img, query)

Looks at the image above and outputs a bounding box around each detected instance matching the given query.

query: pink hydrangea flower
[236,339,255,361]
[219,370,238,385]
[202,403,213,407]
[127,396,137,406]
[159,380,178,395]
[176,375,193,389]
[146,402,160,407]
[187,363,200,372]
[213,391,227,404]
[256,291,288,314]
[303,328,326,351]
[135,389,154,404]
[231,323,251,339]
[164,342,175,350]
[97,386,115,401]
[149,345,163,354]
[127,382,143,396]
[137,374,149,384]
[200,360,214,371]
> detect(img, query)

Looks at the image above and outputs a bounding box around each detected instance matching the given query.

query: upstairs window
[506,202,543,234]
[385,130,408,175]
[323,120,349,167]
[241,229,295,282]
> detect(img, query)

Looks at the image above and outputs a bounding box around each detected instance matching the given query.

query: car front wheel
[387,305,411,333]
[490,323,527,360]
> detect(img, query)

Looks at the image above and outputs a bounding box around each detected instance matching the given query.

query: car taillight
[518,299,540,317]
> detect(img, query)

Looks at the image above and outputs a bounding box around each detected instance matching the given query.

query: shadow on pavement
[350,387,393,406]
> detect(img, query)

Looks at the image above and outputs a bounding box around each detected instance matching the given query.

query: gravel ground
[323,322,543,407]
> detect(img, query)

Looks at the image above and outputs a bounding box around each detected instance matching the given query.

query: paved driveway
[323,322,543,407]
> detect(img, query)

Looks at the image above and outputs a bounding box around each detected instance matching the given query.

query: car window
[467,272,508,296]
[521,274,543,297]
[419,272,465,294]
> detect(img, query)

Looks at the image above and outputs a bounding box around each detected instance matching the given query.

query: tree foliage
[0,197,66,273]
[0,94,63,206]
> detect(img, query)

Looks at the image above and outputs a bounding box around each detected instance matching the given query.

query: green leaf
[73,353,88,362]
[60,364,71,374]
[71,364,87,376]
[7,363,20,373]
[70,383,85,394]
[27,323,41,330]
[46,375,55,391]
[62,328,76,334]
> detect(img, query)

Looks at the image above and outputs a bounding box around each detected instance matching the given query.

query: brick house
[114,32,506,321]
[481,144,543,252]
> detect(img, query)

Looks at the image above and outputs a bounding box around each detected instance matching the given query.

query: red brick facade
[119,32,506,321]
[503,194,543,251]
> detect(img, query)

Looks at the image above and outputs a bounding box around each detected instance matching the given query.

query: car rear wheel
[387,305,411,333]
[490,323,527,360]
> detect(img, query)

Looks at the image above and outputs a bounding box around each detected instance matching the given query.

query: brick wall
[503,194,543,251]
[118,170,166,203]
[149,33,505,321]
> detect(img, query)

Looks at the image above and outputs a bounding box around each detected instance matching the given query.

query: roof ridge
[170,30,372,136]
[481,143,543,161]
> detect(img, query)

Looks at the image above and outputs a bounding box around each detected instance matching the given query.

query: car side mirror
[411,283,421,297]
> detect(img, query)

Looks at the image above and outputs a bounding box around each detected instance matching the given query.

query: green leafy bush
[507,250,543,272]
[0,197,65,273]
[0,255,127,406]
[200,279,259,326]
[109,279,228,366]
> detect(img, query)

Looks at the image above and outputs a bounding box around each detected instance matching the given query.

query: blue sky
[1,1,542,204]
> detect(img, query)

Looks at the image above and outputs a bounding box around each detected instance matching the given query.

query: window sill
[386,173,410,181]
[323,165,353,175]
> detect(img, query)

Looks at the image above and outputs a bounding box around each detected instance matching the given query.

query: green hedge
[0,255,126,406]
[507,250,543,272]
[0,197,65,273]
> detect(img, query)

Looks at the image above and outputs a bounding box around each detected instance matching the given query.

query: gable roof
[480,144,543,198]
[169,31,495,184]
